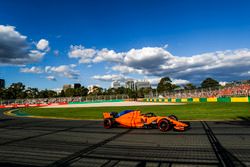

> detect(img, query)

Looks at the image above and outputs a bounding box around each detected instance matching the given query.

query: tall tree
[106,88,116,95]
[47,90,57,97]
[184,83,196,90]
[38,89,57,98]
[81,86,89,96]
[0,88,4,99]
[157,77,174,93]
[8,82,26,99]
[137,88,144,98]
[74,86,89,96]
[64,88,75,97]
[116,87,126,94]
[142,87,152,96]
[59,90,65,97]
[25,87,39,98]
[201,78,220,88]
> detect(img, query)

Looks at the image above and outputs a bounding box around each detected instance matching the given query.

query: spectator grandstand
[156,83,250,98]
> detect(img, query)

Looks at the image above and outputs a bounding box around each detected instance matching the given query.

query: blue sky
[0,0,250,90]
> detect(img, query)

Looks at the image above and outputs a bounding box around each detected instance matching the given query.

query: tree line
[156,77,220,93]
[0,77,220,100]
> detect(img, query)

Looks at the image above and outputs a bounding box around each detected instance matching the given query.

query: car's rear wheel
[168,115,178,121]
[158,119,171,132]
[104,119,112,129]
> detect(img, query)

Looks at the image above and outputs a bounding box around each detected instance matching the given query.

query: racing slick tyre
[168,115,178,121]
[158,119,172,132]
[104,118,113,129]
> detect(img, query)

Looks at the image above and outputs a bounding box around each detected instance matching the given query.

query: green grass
[17,103,250,120]
[17,103,250,121]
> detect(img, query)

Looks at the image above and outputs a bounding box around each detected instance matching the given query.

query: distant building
[124,79,152,90]
[74,83,81,89]
[0,79,5,89]
[111,81,120,89]
[63,83,82,91]
[63,84,72,91]
[135,80,151,90]
[125,79,135,90]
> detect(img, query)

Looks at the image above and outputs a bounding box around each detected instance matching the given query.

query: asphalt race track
[0,109,249,167]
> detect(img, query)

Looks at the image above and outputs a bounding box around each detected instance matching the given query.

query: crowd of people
[162,84,250,98]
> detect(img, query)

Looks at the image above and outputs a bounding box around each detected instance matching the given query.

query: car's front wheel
[158,119,172,132]
[104,118,112,129]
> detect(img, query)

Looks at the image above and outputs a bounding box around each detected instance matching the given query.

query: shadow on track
[215,117,250,127]
[0,118,14,122]
[0,162,38,167]
[202,121,246,167]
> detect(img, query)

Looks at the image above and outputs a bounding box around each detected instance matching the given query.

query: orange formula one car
[103,110,190,132]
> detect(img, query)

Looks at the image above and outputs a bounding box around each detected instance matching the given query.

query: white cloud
[68,45,124,64]
[28,50,46,60]
[45,65,80,79]
[92,74,126,82]
[163,44,168,49]
[145,77,161,86]
[124,47,172,69]
[171,78,190,85]
[46,76,56,81]
[157,49,250,80]
[70,64,77,68]
[68,45,96,64]
[112,65,144,74]
[93,48,124,63]
[117,48,250,82]
[0,25,48,65]
[20,64,80,80]
[45,66,52,73]
[52,87,62,93]
[36,39,50,51]
[68,44,250,83]
[20,66,43,74]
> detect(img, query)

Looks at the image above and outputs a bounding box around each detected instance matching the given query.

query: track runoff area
[0,101,249,167]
